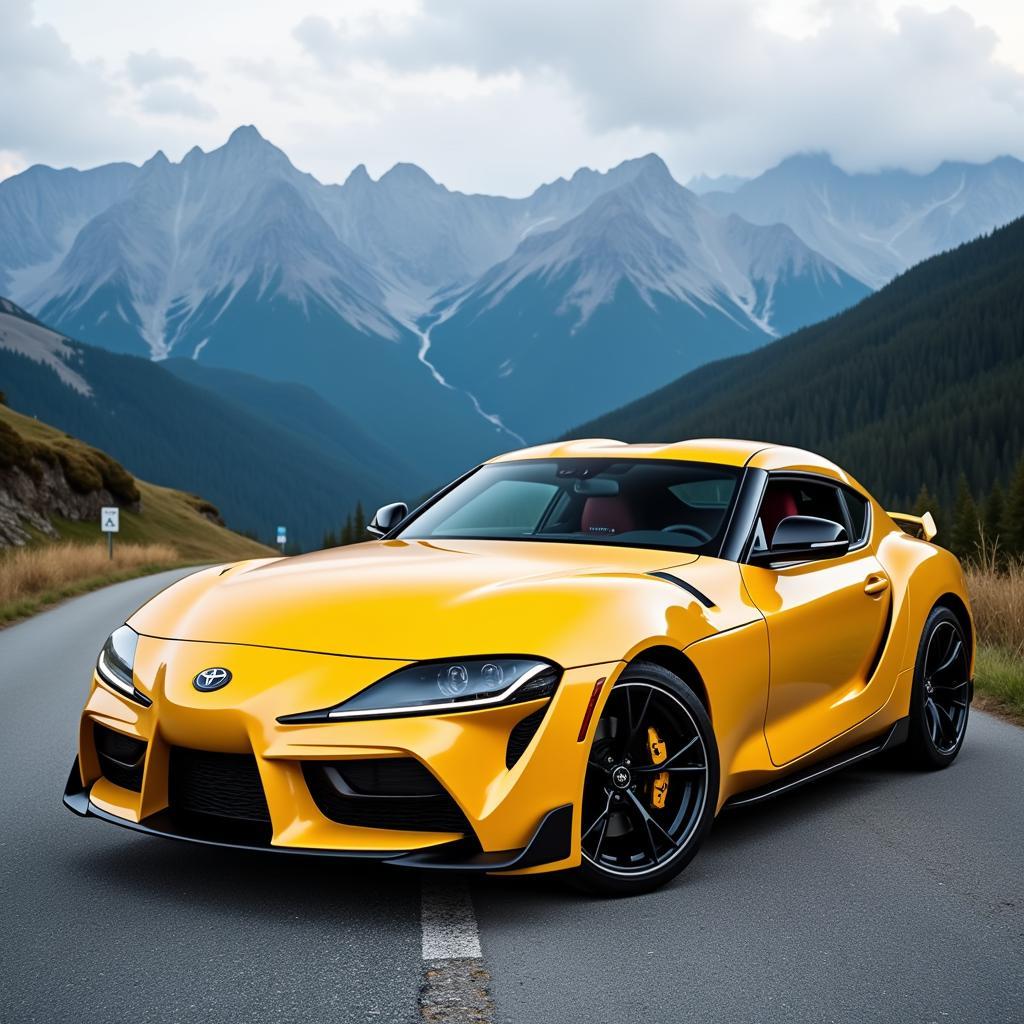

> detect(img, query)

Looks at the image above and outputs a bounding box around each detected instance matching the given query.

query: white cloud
[138,82,216,120]
[126,48,201,87]
[5,0,1024,190]
[0,0,131,168]
[291,0,1024,177]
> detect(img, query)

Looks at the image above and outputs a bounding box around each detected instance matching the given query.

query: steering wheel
[662,523,713,544]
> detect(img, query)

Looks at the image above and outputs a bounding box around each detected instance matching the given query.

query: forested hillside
[579,216,1024,516]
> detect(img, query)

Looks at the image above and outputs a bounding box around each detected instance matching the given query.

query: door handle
[864,575,890,596]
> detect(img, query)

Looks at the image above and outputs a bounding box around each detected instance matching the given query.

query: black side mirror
[367,501,408,538]
[749,515,850,567]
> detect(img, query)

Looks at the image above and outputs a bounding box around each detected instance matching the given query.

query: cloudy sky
[3,0,1024,194]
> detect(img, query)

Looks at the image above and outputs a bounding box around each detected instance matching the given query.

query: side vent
[648,571,716,608]
[506,707,547,769]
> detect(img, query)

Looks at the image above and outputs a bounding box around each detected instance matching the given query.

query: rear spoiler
[887,510,937,542]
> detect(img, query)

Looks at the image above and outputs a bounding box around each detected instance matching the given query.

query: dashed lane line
[419,879,495,1023]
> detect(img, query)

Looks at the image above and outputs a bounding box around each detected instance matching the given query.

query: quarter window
[842,489,871,546]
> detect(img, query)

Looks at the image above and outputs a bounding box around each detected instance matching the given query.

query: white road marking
[419,879,495,1022]
[421,879,482,960]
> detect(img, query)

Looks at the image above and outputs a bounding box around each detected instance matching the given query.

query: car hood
[128,538,702,665]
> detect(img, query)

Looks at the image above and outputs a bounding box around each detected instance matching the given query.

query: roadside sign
[101,506,119,560]
[276,526,287,548]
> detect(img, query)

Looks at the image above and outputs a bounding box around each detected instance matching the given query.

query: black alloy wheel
[905,606,971,769]
[575,662,718,896]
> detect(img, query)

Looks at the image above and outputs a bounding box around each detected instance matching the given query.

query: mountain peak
[344,163,371,187]
[227,124,267,147]
[208,125,294,173]
[379,162,437,188]
[609,153,675,184]
[771,152,841,177]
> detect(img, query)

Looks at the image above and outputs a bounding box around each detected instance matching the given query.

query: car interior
[406,461,741,552]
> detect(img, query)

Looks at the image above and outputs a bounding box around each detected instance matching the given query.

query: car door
[740,475,892,766]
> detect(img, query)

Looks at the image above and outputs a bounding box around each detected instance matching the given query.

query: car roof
[488,438,861,488]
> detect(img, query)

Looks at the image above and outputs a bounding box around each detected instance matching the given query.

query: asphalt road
[1,571,1022,1023]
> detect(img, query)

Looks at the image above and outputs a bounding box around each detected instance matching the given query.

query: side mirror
[367,501,408,538]
[749,515,849,567]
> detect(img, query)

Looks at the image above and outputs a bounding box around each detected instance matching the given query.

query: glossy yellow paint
[71,440,973,874]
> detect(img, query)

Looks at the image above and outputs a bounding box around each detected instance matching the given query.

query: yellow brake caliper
[647,726,669,810]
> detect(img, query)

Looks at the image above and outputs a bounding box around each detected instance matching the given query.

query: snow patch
[0,312,93,396]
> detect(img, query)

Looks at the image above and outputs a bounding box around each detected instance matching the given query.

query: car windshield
[398,459,741,553]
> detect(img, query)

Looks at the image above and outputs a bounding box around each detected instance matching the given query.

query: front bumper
[63,758,573,871]
[66,636,619,873]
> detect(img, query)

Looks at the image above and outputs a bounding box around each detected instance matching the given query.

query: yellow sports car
[63,439,974,895]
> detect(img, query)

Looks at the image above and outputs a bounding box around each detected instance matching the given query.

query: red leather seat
[581,497,636,535]
[759,487,798,544]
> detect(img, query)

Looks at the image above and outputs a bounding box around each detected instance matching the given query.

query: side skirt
[723,717,909,810]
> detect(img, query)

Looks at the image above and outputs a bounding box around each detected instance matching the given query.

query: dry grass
[964,551,1024,656]
[0,541,180,625]
[964,548,1024,720]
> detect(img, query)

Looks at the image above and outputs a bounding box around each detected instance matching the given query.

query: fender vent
[505,707,547,769]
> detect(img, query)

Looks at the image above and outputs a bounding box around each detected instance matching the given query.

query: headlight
[95,626,151,707]
[278,658,560,723]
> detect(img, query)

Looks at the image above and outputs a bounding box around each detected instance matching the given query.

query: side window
[842,489,871,546]
[753,478,847,551]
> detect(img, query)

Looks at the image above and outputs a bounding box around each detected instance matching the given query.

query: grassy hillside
[0,403,271,562]
[577,216,1024,510]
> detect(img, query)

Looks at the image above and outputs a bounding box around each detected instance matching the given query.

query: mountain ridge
[4,130,1023,469]
[574,216,1024,509]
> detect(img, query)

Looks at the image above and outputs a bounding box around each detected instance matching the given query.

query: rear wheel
[904,606,971,769]
[573,662,718,897]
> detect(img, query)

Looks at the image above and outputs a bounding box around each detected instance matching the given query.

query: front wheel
[573,662,718,897]
[904,606,971,769]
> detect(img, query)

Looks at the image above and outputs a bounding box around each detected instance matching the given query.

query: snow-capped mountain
[0,162,137,298]
[27,128,397,360]
[4,127,1023,468]
[12,128,511,472]
[704,153,1024,288]
[316,152,678,309]
[426,157,869,437]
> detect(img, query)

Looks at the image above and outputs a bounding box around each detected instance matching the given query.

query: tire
[903,606,971,770]
[571,661,719,897]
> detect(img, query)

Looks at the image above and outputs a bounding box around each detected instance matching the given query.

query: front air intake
[168,748,271,825]
[94,723,147,792]
[303,758,472,834]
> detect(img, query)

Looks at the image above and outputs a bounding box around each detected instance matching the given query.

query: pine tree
[340,514,354,545]
[353,500,366,539]
[982,482,1004,557]
[950,476,980,561]
[322,529,337,549]
[912,484,937,517]
[1001,458,1024,556]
